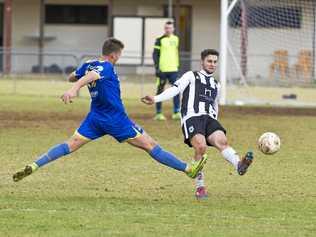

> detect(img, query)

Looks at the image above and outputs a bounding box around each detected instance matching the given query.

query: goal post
[219,0,229,105]
[220,0,316,107]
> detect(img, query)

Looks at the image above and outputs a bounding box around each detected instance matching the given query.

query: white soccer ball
[258,132,281,155]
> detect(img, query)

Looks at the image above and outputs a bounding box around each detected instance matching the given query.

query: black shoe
[13,165,33,182]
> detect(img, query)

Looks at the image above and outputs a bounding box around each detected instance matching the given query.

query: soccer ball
[258,132,281,155]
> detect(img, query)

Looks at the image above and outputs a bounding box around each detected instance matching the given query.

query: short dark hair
[201,49,219,60]
[102,38,124,55]
[165,21,174,25]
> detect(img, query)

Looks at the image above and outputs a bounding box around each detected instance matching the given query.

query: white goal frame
[220,0,244,105]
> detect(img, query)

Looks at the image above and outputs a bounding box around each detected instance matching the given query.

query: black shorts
[181,115,226,147]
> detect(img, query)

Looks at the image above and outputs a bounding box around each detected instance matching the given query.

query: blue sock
[149,145,187,172]
[35,143,71,167]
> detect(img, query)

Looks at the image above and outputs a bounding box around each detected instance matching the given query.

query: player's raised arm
[61,71,100,104]
[141,86,181,105]
[141,71,191,105]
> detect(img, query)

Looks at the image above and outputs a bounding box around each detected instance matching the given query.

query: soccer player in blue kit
[13,38,207,183]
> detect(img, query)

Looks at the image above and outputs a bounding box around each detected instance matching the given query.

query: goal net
[221,0,316,106]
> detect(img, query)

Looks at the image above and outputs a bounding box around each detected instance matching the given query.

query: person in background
[152,21,180,121]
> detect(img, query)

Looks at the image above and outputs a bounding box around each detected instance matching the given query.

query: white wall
[112,0,221,57]
[11,0,40,72]
[45,0,109,68]
[10,0,109,72]
[9,0,221,72]
[183,0,220,72]
[187,0,220,56]
[46,0,107,4]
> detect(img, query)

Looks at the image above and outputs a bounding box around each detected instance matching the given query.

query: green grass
[0,94,315,237]
[2,77,316,106]
[0,77,156,99]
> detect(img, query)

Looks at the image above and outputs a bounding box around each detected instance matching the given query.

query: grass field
[0,92,316,237]
[2,77,316,106]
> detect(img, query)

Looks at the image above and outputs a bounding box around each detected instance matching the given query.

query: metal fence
[0,50,200,99]
[1,50,316,106]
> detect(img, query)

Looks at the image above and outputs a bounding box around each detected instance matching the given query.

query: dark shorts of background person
[156,71,180,113]
[181,115,227,147]
[156,71,178,93]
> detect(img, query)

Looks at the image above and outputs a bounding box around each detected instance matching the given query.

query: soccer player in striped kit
[142,49,254,199]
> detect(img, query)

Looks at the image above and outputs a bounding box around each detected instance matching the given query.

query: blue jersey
[75,59,126,119]
[74,59,144,142]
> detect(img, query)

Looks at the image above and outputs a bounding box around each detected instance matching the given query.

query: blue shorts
[75,112,144,142]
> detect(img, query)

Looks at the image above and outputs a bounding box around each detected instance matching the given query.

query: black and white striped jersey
[174,70,220,123]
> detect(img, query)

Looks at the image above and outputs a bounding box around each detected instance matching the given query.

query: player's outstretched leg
[190,134,209,200]
[207,131,254,175]
[13,143,72,182]
[127,133,207,178]
[195,172,208,199]
[13,135,89,182]
[222,147,254,175]
[13,143,71,182]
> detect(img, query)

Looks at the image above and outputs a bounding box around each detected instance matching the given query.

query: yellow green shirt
[153,34,179,72]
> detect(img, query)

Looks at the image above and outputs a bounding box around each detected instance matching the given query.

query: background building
[0,0,220,74]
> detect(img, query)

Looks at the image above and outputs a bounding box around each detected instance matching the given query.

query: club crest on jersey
[87,65,103,73]
[90,91,98,98]
[205,88,212,96]
[88,81,97,88]
[96,66,104,72]
[189,126,194,133]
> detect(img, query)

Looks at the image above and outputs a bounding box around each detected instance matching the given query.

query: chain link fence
[0,50,199,100]
[1,49,316,106]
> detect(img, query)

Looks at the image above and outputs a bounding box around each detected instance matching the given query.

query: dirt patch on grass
[0,111,84,122]
[221,106,316,117]
[1,106,316,129]
[0,111,84,129]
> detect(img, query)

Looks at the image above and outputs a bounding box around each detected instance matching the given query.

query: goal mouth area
[220,0,316,106]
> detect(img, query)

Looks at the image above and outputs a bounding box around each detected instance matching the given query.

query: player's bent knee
[66,141,77,152]
[149,140,158,149]
[67,141,80,152]
[194,143,207,155]
[141,134,157,151]
[128,134,157,153]
[144,140,157,152]
[140,140,156,153]
[215,138,228,151]
[67,136,89,152]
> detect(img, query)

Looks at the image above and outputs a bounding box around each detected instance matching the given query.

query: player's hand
[61,90,76,104]
[141,95,155,105]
